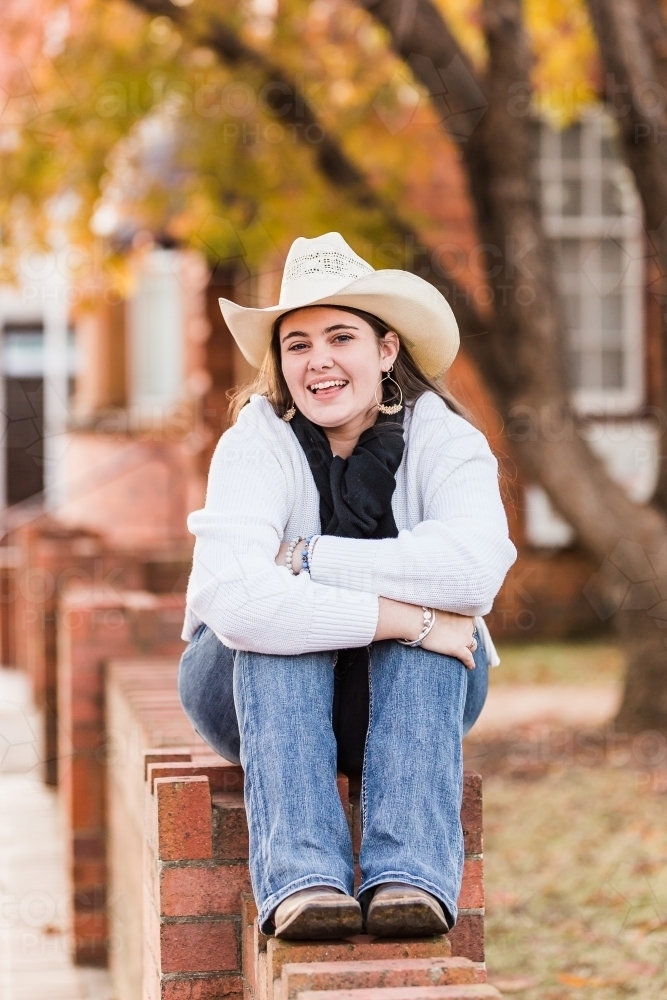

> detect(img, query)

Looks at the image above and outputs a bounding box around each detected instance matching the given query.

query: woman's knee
[462,641,489,735]
[177,625,242,764]
[178,625,234,723]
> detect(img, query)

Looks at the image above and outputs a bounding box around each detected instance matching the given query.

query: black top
[289,406,405,540]
[289,404,406,774]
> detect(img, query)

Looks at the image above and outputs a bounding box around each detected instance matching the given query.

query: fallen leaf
[557,973,612,988]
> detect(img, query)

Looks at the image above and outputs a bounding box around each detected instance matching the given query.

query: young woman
[179,233,516,942]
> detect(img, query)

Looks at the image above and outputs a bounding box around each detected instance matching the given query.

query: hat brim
[218,270,459,379]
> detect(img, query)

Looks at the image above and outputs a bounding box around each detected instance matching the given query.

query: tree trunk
[360,0,667,731]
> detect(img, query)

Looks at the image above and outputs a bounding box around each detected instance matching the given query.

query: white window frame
[539,111,645,415]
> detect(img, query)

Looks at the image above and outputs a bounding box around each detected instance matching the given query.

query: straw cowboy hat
[218,232,459,378]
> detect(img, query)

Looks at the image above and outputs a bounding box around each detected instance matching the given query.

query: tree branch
[124,0,490,350]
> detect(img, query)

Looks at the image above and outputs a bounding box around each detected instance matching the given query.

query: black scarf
[290,405,405,773]
[290,407,405,539]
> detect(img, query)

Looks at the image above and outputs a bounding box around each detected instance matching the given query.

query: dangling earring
[375,365,403,415]
[283,400,296,421]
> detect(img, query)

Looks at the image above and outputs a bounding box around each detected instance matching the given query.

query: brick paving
[0,668,114,1000]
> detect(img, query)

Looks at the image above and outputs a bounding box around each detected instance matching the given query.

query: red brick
[281,958,478,997]
[160,919,239,974]
[160,863,251,917]
[241,895,267,999]
[161,973,243,999]
[212,793,250,860]
[461,774,482,856]
[156,776,213,861]
[296,989,500,1000]
[336,773,350,816]
[350,798,362,855]
[150,762,244,794]
[267,936,452,992]
[73,908,107,966]
[447,914,484,964]
[457,860,484,911]
[145,748,193,778]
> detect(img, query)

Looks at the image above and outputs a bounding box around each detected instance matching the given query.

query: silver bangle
[397,607,436,647]
[285,536,305,575]
[306,534,321,572]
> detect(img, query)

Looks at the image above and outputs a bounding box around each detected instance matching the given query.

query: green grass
[484,766,667,999]
[491,641,625,686]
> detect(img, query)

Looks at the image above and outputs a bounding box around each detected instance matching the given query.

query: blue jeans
[178,627,488,933]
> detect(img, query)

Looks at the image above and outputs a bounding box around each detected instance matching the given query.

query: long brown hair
[228,305,469,424]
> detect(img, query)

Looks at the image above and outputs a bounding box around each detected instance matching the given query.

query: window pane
[561,179,582,216]
[542,180,561,215]
[582,350,602,389]
[600,239,623,277]
[540,115,643,408]
[601,293,623,344]
[601,133,619,160]
[567,349,583,388]
[561,125,581,160]
[555,239,580,275]
[602,178,623,216]
[602,350,624,388]
[562,293,580,330]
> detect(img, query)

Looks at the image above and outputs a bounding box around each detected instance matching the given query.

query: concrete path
[0,668,114,1000]
[471,682,621,737]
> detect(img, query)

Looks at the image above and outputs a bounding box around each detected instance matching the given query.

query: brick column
[144,761,247,1000]
[58,588,186,964]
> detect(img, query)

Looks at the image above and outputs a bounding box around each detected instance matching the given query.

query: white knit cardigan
[183,391,517,664]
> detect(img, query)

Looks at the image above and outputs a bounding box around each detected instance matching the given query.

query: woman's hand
[375,597,476,670]
[275,539,307,574]
[420,610,476,669]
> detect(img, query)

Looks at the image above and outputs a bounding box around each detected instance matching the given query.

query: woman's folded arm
[184,426,379,655]
[309,442,517,615]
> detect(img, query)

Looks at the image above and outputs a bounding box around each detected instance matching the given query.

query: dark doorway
[6,377,44,504]
[3,323,45,505]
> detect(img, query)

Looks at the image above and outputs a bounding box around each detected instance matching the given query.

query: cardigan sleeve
[184,411,379,655]
[309,400,517,616]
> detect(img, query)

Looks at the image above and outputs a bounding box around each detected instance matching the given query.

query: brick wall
[7,517,192,784]
[106,658,216,1000]
[143,763,486,999]
[58,588,187,965]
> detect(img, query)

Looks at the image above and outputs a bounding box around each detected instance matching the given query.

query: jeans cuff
[356,871,458,928]
[258,874,352,934]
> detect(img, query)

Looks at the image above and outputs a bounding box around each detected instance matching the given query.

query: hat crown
[279,232,374,307]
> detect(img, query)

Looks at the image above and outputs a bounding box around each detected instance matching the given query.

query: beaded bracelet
[302,534,321,574]
[397,607,436,647]
[285,536,305,575]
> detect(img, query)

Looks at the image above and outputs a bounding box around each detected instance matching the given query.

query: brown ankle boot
[366,882,449,938]
[273,886,362,940]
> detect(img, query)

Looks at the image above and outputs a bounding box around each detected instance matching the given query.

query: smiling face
[278,306,399,433]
